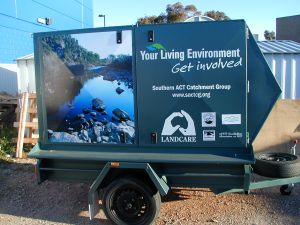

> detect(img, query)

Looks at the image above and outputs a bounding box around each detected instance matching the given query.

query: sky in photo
[72,30,132,58]
[93,0,300,40]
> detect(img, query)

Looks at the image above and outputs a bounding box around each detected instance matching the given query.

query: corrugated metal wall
[0,64,18,95]
[264,54,300,99]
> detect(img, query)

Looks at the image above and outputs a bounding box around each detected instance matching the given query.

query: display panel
[41,30,135,144]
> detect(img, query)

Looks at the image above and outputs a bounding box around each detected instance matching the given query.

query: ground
[0,159,299,225]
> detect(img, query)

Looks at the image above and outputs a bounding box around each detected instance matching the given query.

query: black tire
[102,177,161,225]
[253,152,300,178]
[280,184,294,196]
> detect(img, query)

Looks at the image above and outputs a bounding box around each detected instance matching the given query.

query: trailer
[29,20,300,225]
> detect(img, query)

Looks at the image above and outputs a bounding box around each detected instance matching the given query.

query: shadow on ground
[0,159,112,225]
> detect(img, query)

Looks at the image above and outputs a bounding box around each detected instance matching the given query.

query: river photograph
[41,30,135,144]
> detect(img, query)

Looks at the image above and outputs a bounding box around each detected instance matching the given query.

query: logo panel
[203,130,215,141]
[202,112,216,127]
[161,110,196,143]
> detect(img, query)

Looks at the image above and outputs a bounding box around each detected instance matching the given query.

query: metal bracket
[243,165,251,193]
[89,191,99,220]
[151,132,157,144]
[116,31,122,44]
[246,132,250,144]
[148,30,154,42]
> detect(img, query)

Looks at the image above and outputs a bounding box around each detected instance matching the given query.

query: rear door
[135,21,247,148]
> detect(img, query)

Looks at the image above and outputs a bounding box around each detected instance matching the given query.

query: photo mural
[41,30,135,144]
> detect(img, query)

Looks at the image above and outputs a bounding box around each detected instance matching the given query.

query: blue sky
[93,0,300,40]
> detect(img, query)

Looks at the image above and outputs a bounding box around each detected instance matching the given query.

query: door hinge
[246,132,250,144]
[247,80,250,93]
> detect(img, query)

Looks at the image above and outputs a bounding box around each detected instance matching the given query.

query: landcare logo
[161,110,196,143]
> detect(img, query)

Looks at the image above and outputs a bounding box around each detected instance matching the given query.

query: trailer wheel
[102,177,161,225]
[253,152,300,178]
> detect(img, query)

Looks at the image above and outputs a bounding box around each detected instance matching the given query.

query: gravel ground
[0,158,299,225]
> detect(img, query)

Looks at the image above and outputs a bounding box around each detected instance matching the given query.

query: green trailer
[29,20,300,225]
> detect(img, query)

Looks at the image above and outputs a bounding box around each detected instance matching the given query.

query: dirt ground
[0,158,299,225]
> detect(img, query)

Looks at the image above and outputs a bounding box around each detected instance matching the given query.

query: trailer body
[29,20,284,224]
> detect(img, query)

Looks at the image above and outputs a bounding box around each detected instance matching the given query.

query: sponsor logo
[202,112,216,127]
[161,110,196,143]
[203,130,215,141]
[222,114,241,125]
[219,132,243,138]
[146,43,166,52]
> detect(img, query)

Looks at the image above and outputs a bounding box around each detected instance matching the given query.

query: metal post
[290,140,297,155]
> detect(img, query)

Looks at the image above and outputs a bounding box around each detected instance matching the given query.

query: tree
[139,13,168,24]
[137,2,200,24]
[204,10,230,20]
[185,4,200,17]
[137,15,157,25]
[166,2,186,23]
[264,30,275,41]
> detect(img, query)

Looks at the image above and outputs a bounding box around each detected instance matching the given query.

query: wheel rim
[259,153,297,162]
[109,184,150,224]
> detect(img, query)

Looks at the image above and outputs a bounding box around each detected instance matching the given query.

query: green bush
[0,128,17,157]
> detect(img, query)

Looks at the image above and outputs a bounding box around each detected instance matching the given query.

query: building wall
[277,15,300,43]
[0,0,93,63]
[264,54,300,99]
